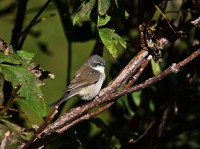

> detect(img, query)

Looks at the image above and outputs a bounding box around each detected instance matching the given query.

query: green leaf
[117,96,135,119]
[98,0,111,16]
[131,90,142,107]
[98,15,111,27]
[0,65,46,118]
[149,99,155,112]
[98,28,126,57]
[72,0,96,25]
[17,50,35,66]
[0,50,34,67]
[0,52,21,65]
[150,59,161,75]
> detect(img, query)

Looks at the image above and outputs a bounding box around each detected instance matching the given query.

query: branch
[51,48,200,134]
[21,49,149,149]
[10,0,28,50]
[22,48,200,149]
[18,0,52,50]
[21,13,200,148]
[100,49,149,96]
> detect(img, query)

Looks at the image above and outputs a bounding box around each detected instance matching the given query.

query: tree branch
[51,48,200,135]
[22,48,200,148]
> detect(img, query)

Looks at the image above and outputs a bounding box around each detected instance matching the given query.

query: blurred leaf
[131,90,142,107]
[150,59,161,75]
[117,96,135,119]
[110,136,121,149]
[149,99,155,112]
[0,119,33,141]
[90,117,107,131]
[98,0,111,16]
[98,28,126,57]
[98,15,111,27]
[0,65,46,118]
[72,0,96,25]
[37,41,51,55]
[0,124,21,146]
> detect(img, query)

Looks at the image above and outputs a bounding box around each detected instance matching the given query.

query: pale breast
[78,72,105,100]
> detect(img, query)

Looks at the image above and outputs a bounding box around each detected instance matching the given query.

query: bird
[49,55,106,107]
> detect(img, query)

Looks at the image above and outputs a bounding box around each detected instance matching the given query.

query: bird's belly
[78,74,105,100]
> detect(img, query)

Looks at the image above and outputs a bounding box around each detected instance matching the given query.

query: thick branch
[100,49,149,96]
[43,49,200,136]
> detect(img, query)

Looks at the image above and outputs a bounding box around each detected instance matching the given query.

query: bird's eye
[93,61,101,66]
[96,62,101,66]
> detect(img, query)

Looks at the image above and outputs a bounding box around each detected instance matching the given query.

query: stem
[10,0,28,50]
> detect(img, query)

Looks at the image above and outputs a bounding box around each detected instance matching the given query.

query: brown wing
[66,64,100,91]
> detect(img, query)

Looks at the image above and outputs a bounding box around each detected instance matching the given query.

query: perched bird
[49,55,106,107]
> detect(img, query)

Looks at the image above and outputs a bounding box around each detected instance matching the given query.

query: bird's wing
[67,66,100,91]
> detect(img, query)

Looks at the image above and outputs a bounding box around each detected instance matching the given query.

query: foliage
[0,50,46,118]
[0,0,200,149]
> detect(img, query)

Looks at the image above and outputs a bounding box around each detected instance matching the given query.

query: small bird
[49,55,106,107]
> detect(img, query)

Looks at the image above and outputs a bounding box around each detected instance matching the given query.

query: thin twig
[0,84,21,115]
[22,107,58,149]
[18,0,52,49]
[124,55,152,89]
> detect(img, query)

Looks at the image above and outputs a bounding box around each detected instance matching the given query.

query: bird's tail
[49,93,71,107]
[49,96,65,107]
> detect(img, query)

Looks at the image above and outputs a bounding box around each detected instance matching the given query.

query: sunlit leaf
[98,0,111,16]
[17,50,35,66]
[0,52,21,65]
[151,59,161,75]
[98,15,111,27]
[0,50,34,66]
[98,28,126,57]
[72,0,96,25]
[0,65,46,118]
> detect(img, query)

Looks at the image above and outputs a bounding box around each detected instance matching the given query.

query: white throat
[92,66,105,73]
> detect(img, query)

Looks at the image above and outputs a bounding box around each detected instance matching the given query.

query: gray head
[86,55,105,68]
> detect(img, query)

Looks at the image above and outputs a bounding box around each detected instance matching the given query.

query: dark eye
[96,62,101,66]
[93,61,101,67]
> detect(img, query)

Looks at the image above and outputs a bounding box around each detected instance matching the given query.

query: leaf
[98,0,111,16]
[0,50,34,66]
[90,118,108,131]
[117,96,135,119]
[17,50,35,66]
[0,52,21,65]
[98,15,111,27]
[72,0,96,25]
[0,65,46,118]
[150,59,161,75]
[0,119,33,141]
[149,99,155,112]
[131,90,142,107]
[98,28,126,57]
